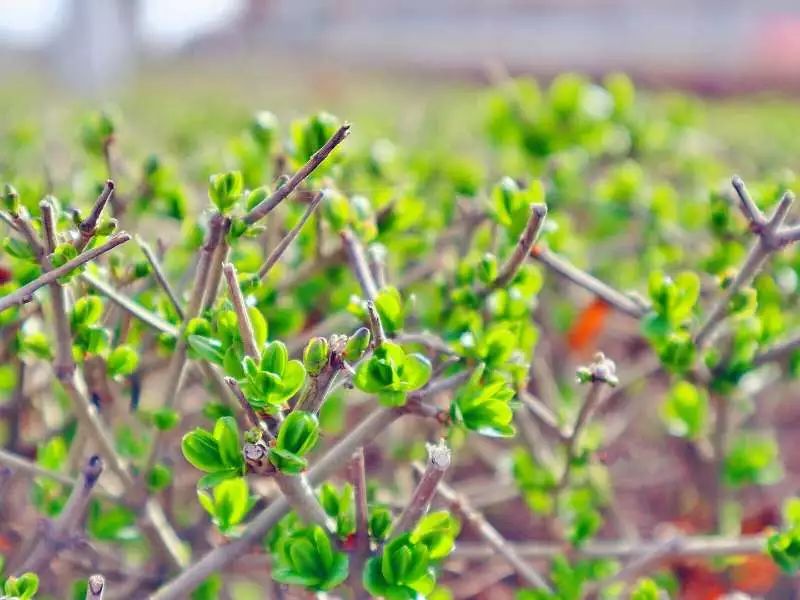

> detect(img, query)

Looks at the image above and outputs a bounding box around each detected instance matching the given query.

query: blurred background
[1,0,800,98]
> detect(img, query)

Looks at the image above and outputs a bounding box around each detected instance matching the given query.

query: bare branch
[367,301,386,347]
[136,235,184,319]
[257,190,324,281]
[222,262,260,358]
[531,246,649,319]
[0,233,132,313]
[85,574,106,600]
[489,203,547,291]
[393,440,451,535]
[244,124,351,225]
[342,229,379,301]
[731,175,766,227]
[75,180,115,251]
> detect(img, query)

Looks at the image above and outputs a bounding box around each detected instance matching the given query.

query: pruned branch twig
[393,439,451,535]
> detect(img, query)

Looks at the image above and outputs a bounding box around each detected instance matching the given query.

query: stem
[136,235,184,319]
[81,272,178,335]
[490,203,547,291]
[423,466,553,592]
[348,449,370,599]
[75,180,115,251]
[244,124,350,225]
[559,381,604,490]
[366,301,386,346]
[0,448,114,499]
[450,534,766,560]
[341,229,379,301]
[0,233,132,313]
[222,262,260,358]
[518,389,566,440]
[393,440,451,535]
[531,246,649,319]
[224,376,272,439]
[257,190,324,281]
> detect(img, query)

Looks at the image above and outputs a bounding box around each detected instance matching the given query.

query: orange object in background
[567,297,611,353]
[0,266,11,285]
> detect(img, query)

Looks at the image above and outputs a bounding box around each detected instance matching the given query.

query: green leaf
[71,296,104,328]
[151,408,180,431]
[374,286,405,333]
[182,429,224,473]
[208,171,243,213]
[107,344,139,377]
[187,335,225,365]
[261,340,288,375]
[213,416,243,469]
[147,463,173,492]
[248,307,268,349]
[660,381,708,439]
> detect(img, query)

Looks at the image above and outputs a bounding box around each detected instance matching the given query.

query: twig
[256,190,324,281]
[150,372,470,599]
[695,178,796,347]
[0,233,132,313]
[0,448,112,498]
[85,574,106,600]
[201,217,231,310]
[136,235,184,319]
[393,440,451,535]
[366,301,386,346]
[487,203,547,292]
[559,353,617,490]
[518,389,566,440]
[419,464,553,592]
[341,229,379,301]
[224,376,272,439]
[222,262,260,358]
[531,246,649,319]
[81,272,178,335]
[244,124,351,225]
[347,449,370,599]
[13,455,104,574]
[75,180,115,251]
[449,534,766,560]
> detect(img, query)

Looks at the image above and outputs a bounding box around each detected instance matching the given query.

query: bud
[343,327,371,362]
[276,411,319,456]
[303,336,330,376]
[229,217,248,239]
[208,171,243,213]
[96,218,118,236]
[245,186,269,212]
[3,183,19,214]
[261,340,288,376]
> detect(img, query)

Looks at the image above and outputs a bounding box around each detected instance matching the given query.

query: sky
[0,0,243,49]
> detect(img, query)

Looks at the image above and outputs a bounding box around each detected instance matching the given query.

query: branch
[341,229,379,301]
[222,262,260,358]
[419,463,553,592]
[393,440,451,535]
[0,233,132,313]
[347,449,370,598]
[531,246,649,319]
[366,301,386,346]
[224,376,272,439]
[136,235,184,320]
[75,180,115,251]
[695,178,797,347]
[244,124,351,225]
[13,456,104,574]
[449,534,766,560]
[489,202,547,291]
[256,190,324,281]
[518,389,566,441]
[753,332,800,367]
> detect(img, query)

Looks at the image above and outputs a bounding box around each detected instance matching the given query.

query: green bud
[303,337,330,376]
[245,186,269,212]
[96,218,118,236]
[133,260,152,279]
[144,154,161,178]
[3,183,19,214]
[229,217,248,239]
[276,411,319,456]
[343,327,371,362]
[208,171,243,213]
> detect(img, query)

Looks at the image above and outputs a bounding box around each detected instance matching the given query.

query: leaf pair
[353,341,431,407]
[181,416,245,487]
[272,525,349,591]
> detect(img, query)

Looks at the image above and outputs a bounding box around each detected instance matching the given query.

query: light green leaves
[353,341,431,407]
[374,286,405,334]
[768,497,800,573]
[303,337,330,377]
[239,341,306,413]
[272,525,349,591]
[490,177,545,238]
[660,381,708,439]
[319,482,355,538]
[450,364,516,437]
[107,344,139,378]
[269,411,320,474]
[208,171,243,213]
[197,477,256,534]
[343,327,371,363]
[2,572,39,600]
[181,416,245,486]
[724,433,783,488]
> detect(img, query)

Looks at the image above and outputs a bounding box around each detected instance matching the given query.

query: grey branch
[244,124,351,225]
[222,262,260,358]
[531,246,649,319]
[0,233,132,313]
[342,229,379,301]
[136,235,184,319]
[75,180,115,251]
[393,440,451,535]
[257,190,325,281]
[489,203,547,291]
